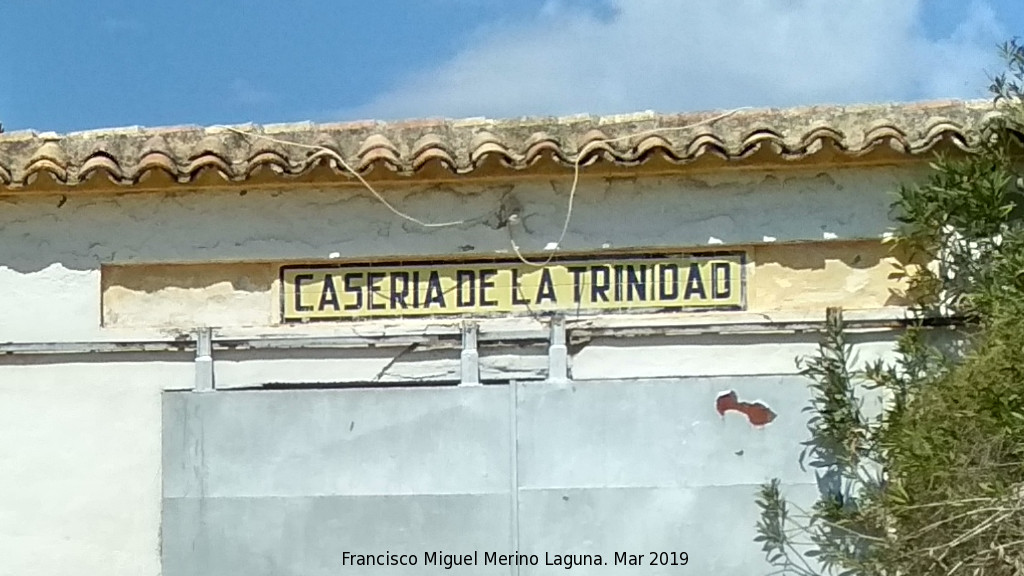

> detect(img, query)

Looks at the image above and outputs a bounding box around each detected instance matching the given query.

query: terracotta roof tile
[0,99,1000,191]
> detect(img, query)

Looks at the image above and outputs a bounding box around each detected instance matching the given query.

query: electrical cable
[217,126,465,228]
[215,106,751,264]
[508,106,751,267]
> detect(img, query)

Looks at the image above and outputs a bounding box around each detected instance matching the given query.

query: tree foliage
[755,40,1024,576]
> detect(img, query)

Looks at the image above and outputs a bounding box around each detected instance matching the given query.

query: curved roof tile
[0,99,1001,191]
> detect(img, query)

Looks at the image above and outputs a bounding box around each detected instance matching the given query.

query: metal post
[460,321,480,386]
[194,327,215,392]
[548,315,569,383]
[508,379,520,576]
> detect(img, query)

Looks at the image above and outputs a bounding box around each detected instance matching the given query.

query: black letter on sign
[390,272,410,309]
[626,265,647,301]
[479,269,498,307]
[411,271,420,308]
[659,264,679,301]
[712,262,732,299]
[424,271,446,308]
[684,263,707,300]
[319,274,340,311]
[567,267,587,303]
[456,270,476,308]
[613,265,624,301]
[511,269,529,305]
[367,272,386,310]
[344,273,363,310]
[591,266,610,302]
[535,268,557,304]
[293,273,314,312]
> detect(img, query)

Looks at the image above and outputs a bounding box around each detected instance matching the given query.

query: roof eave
[0,99,996,193]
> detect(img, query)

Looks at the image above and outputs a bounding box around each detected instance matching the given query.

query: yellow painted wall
[102,263,275,328]
[749,240,909,312]
[101,240,907,328]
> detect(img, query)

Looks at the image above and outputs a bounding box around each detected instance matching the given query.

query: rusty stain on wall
[715,390,777,426]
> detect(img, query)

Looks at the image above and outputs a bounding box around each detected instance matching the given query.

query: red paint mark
[716,391,777,427]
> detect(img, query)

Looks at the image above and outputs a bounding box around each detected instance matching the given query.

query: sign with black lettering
[280,252,745,322]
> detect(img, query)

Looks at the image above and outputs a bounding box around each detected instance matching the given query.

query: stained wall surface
[0,165,919,576]
[162,376,854,576]
[0,167,917,342]
[0,331,898,576]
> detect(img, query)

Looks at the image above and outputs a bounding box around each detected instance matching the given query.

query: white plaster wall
[211,344,550,389]
[572,331,901,380]
[0,361,175,576]
[0,166,919,343]
[200,330,903,388]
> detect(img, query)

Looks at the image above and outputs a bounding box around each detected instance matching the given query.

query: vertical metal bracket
[548,315,569,384]
[508,379,521,576]
[460,321,481,386]
[194,327,215,392]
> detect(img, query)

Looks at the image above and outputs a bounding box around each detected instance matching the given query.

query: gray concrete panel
[163,376,822,575]
[162,494,512,576]
[517,483,820,576]
[516,377,816,489]
[163,386,511,499]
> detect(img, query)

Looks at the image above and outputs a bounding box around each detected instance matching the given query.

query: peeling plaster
[1,168,913,272]
[0,166,921,345]
[0,164,930,576]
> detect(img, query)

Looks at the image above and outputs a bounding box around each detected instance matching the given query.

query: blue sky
[1,0,1021,133]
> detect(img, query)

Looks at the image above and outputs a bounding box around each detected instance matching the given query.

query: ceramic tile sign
[280,251,746,322]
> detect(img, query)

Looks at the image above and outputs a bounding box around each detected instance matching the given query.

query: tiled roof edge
[0,99,999,189]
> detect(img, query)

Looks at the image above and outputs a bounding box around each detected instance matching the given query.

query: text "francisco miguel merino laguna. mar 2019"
[340,550,690,570]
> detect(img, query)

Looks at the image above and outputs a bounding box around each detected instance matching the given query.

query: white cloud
[341,0,1007,121]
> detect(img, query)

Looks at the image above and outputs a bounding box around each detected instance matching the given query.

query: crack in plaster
[372,343,420,383]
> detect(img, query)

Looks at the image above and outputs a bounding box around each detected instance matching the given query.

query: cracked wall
[0,164,924,576]
[0,163,921,340]
[102,238,905,331]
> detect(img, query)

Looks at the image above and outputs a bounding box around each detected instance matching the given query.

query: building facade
[0,100,990,575]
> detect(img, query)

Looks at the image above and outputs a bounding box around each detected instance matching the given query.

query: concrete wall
[162,374,864,575]
[0,165,919,576]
